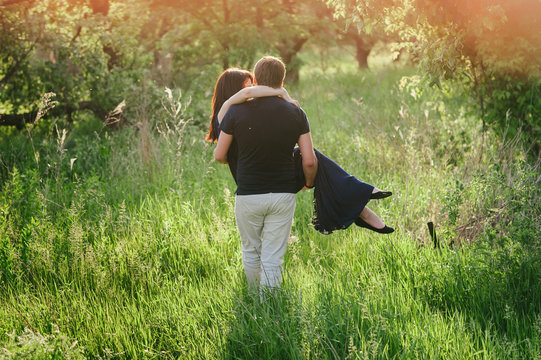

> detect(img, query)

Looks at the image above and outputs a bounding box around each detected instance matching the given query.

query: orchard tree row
[1,0,539,152]
[331,0,541,153]
[0,0,379,129]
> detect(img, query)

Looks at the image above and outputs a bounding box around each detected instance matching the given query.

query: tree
[0,0,156,128]
[151,0,262,73]
[329,0,541,153]
[265,0,336,83]
[154,0,337,84]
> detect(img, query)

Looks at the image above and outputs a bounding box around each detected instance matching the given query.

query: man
[214,56,317,288]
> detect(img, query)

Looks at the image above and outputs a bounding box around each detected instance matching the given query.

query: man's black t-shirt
[220,96,310,195]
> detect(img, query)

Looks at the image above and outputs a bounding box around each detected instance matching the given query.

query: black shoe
[355,218,395,234]
[370,191,392,200]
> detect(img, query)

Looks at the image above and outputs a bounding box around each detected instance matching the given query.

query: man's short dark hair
[253,56,286,88]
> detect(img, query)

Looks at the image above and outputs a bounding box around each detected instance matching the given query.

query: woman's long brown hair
[206,68,253,142]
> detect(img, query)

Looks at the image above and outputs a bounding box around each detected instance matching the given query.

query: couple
[210,56,393,289]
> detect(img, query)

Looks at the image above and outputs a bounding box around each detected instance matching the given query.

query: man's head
[253,56,286,88]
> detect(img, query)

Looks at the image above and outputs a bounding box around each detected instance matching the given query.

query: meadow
[0,51,540,359]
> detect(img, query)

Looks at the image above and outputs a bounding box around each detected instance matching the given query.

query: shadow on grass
[221,284,308,360]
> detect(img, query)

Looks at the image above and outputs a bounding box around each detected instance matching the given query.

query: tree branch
[0,100,109,129]
[0,35,40,92]
[0,113,36,129]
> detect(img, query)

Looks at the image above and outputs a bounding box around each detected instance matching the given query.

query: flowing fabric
[294,148,374,234]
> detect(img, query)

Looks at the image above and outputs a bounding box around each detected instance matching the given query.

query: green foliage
[0,0,343,135]
[158,0,337,84]
[0,0,157,127]
[328,0,541,153]
[479,76,541,153]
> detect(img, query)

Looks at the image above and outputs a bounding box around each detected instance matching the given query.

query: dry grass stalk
[104,100,126,128]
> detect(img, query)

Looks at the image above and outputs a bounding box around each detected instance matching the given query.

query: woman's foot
[371,187,392,200]
[356,207,395,234]
[355,218,395,234]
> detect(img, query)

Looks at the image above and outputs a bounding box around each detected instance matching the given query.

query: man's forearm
[297,132,317,188]
[214,131,233,163]
[303,159,317,187]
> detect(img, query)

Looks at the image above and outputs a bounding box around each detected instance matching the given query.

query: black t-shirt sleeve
[298,108,310,135]
[220,109,235,135]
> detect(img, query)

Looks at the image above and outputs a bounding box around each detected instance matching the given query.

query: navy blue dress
[294,148,374,234]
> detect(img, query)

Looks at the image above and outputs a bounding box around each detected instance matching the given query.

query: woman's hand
[280,87,300,108]
[290,99,301,107]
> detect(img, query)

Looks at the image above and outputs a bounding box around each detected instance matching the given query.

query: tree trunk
[355,36,370,68]
[89,0,109,15]
[103,45,119,70]
[221,45,230,70]
[221,0,230,69]
[285,61,300,84]
[0,101,109,129]
[278,37,308,84]
[256,5,263,28]
[0,113,36,129]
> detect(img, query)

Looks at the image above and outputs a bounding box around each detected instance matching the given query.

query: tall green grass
[0,51,540,359]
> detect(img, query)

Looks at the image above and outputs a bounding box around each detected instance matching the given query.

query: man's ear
[254,78,258,85]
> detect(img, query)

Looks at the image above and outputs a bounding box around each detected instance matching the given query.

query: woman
[207,68,394,234]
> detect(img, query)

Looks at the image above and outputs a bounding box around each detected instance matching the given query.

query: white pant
[235,193,296,288]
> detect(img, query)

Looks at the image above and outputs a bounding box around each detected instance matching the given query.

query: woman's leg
[359,206,385,229]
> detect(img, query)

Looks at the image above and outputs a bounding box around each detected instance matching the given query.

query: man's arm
[297,132,317,188]
[214,131,233,164]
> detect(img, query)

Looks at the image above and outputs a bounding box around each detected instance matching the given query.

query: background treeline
[1,0,540,153]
